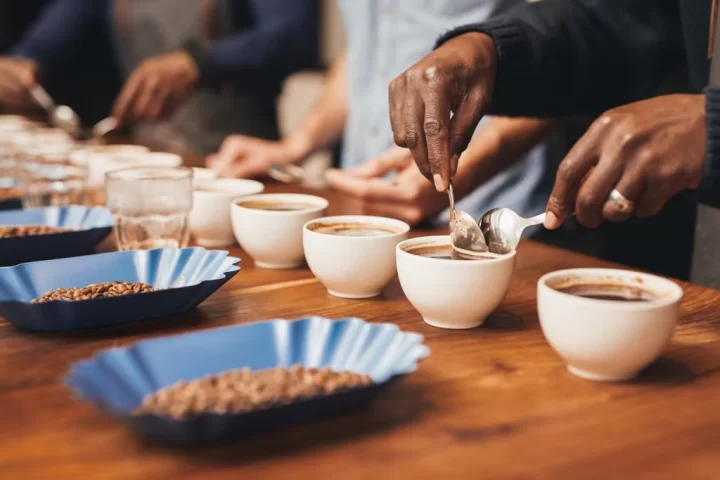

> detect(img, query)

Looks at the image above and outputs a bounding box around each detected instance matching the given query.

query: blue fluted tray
[0,177,21,211]
[0,206,113,265]
[0,247,240,331]
[66,317,430,445]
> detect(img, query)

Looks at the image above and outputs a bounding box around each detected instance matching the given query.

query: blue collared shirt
[338,0,553,224]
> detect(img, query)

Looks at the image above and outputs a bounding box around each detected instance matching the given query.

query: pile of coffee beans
[133,365,374,419]
[31,281,155,303]
[0,225,73,238]
[0,188,21,201]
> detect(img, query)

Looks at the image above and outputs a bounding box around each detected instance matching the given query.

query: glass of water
[106,167,193,251]
[20,163,87,208]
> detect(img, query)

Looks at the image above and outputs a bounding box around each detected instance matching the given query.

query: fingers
[404,86,430,182]
[208,136,247,176]
[545,131,600,229]
[112,71,144,125]
[347,146,411,178]
[389,75,407,148]
[573,142,628,228]
[449,88,485,172]
[325,169,419,202]
[602,164,645,223]
[423,70,452,192]
[133,80,161,120]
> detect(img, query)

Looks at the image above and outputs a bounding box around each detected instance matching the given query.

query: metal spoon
[29,85,82,138]
[447,180,489,256]
[91,117,119,138]
[479,208,546,255]
[268,163,305,184]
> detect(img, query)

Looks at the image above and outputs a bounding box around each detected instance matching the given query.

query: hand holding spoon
[30,84,82,138]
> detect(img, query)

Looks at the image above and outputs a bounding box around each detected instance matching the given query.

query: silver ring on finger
[606,188,635,214]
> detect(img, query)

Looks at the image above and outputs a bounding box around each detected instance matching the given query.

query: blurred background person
[209,0,589,252]
[0,0,318,154]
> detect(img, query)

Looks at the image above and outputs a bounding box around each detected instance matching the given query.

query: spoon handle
[525,212,546,227]
[447,180,455,211]
[29,85,55,112]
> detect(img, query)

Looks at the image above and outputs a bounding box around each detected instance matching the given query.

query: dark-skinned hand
[389,32,497,192]
[0,57,39,108]
[112,50,199,125]
[544,94,705,230]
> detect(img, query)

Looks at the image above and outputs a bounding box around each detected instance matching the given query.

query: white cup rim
[304,215,411,239]
[396,235,516,265]
[233,193,329,214]
[193,178,264,199]
[538,268,683,310]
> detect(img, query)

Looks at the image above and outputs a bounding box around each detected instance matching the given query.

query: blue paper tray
[0,206,113,265]
[0,247,240,331]
[66,317,430,445]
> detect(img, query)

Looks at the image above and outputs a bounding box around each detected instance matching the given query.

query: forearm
[283,53,348,161]
[453,117,556,199]
[188,0,317,88]
[438,0,685,116]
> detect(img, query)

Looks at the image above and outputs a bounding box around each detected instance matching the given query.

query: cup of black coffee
[231,193,328,269]
[537,268,683,382]
[396,236,516,329]
[303,215,410,298]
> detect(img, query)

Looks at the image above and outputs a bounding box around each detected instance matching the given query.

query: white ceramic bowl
[190,178,265,247]
[89,151,182,187]
[304,215,410,299]
[537,268,683,382]
[231,193,328,269]
[396,236,516,329]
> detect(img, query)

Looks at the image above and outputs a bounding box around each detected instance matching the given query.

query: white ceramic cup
[87,151,182,187]
[537,268,683,382]
[304,215,410,299]
[396,236,516,329]
[231,193,328,269]
[69,145,150,168]
[190,178,264,248]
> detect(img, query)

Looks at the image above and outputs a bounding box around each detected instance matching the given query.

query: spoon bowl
[447,181,488,256]
[480,208,546,254]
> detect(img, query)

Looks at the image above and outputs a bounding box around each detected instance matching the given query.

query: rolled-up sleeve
[185,0,318,91]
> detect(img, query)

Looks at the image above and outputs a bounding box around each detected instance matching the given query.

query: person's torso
[111,0,278,154]
[337,0,553,222]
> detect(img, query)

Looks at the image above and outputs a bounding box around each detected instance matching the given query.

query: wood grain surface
[2,163,720,479]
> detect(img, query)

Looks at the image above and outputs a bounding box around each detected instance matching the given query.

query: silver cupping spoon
[30,84,82,138]
[447,180,490,256]
[92,117,119,138]
[479,208,546,255]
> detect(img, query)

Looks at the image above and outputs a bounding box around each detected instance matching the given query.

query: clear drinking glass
[106,167,193,251]
[20,163,87,208]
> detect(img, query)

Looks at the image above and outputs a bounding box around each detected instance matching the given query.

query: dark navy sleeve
[186,0,318,89]
[12,0,108,80]
[436,0,686,117]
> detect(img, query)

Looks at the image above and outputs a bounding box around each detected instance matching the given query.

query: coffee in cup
[303,215,410,298]
[396,236,516,329]
[238,200,321,212]
[307,222,404,237]
[231,194,328,269]
[537,268,682,381]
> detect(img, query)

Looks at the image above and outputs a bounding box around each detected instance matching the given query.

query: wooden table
[2,182,720,480]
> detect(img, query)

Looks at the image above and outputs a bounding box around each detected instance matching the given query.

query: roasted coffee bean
[133,365,374,419]
[0,225,74,238]
[31,281,154,303]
